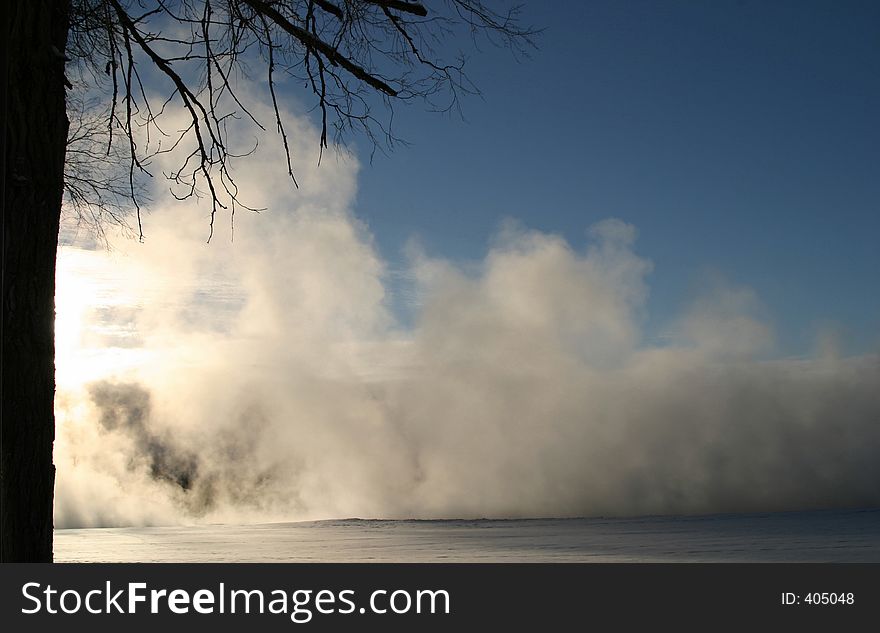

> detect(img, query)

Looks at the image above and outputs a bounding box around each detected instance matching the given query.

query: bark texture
[1,0,70,562]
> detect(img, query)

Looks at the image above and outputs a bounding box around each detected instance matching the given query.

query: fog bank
[54,108,880,527]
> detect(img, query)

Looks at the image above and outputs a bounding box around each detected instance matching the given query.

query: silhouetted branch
[64,0,537,241]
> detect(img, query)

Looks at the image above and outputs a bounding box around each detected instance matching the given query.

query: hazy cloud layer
[54,105,880,528]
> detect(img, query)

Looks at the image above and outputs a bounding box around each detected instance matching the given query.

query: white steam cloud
[54,104,880,528]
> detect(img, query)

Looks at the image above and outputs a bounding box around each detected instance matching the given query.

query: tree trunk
[2,0,70,562]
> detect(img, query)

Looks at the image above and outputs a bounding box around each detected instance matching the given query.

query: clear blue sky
[341,0,879,356]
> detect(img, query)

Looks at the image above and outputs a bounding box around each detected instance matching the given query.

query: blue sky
[343,0,879,356]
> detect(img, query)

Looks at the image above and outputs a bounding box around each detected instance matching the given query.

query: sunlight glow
[55,246,149,390]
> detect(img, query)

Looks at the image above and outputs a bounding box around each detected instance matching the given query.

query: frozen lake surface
[55,507,880,563]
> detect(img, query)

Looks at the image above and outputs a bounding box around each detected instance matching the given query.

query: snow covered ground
[54,507,880,563]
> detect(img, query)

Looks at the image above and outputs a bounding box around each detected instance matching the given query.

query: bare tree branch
[365,1,428,17]
[63,0,538,242]
[243,0,398,96]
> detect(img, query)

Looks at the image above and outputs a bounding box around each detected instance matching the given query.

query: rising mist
[53,105,880,528]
